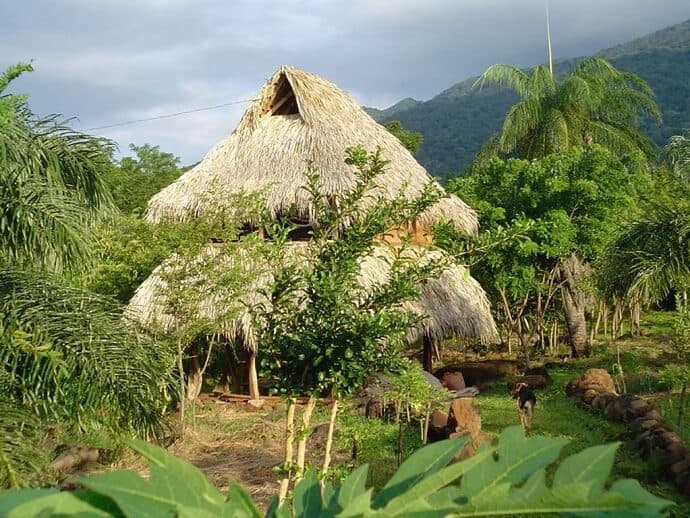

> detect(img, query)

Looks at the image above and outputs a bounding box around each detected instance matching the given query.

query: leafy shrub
[0,426,672,517]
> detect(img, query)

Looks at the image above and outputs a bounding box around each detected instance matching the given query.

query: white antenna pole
[546,0,554,76]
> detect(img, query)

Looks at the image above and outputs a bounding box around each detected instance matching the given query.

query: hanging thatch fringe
[125,243,498,352]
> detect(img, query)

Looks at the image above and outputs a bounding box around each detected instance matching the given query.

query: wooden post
[422,335,433,372]
[248,351,260,400]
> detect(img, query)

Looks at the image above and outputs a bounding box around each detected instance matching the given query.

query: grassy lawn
[343,310,690,515]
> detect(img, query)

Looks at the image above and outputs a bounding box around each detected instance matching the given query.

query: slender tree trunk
[422,335,433,372]
[397,418,404,466]
[422,402,431,444]
[177,339,186,437]
[187,342,203,401]
[279,398,297,505]
[321,398,339,479]
[559,253,589,357]
[295,396,317,484]
[248,351,260,400]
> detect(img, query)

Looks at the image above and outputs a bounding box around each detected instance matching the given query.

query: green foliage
[383,120,423,155]
[105,144,182,214]
[0,63,114,271]
[84,214,194,303]
[0,270,175,439]
[446,146,646,347]
[474,58,659,164]
[659,295,690,392]
[599,133,690,304]
[0,65,176,488]
[383,361,448,420]
[0,427,671,516]
[254,147,448,398]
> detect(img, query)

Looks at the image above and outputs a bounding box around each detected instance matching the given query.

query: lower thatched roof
[125,242,497,351]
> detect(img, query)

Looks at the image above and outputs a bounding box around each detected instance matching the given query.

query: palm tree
[474,58,661,162]
[0,64,174,488]
[473,57,660,356]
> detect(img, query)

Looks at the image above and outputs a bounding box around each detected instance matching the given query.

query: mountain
[367,19,690,180]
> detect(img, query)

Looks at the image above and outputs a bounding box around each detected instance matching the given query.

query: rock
[365,399,383,419]
[427,411,449,444]
[672,457,690,475]
[431,410,449,428]
[605,400,621,421]
[666,442,690,464]
[632,416,657,434]
[246,398,265,409]
[435,360,519,386]
[508,375,550,391]
[642,408,664,422]
[592,392,618,411]
[583,389,598,404]
[565,369,616,400]
[422,371,444,389]
[453,387,480,398]
[446,398,482,442]
[440,371,466,391]
[524,366,552,385]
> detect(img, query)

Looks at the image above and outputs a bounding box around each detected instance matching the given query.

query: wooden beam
[270,91,295,114]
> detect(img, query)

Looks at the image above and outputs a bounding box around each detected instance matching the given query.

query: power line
[85,98,256,131]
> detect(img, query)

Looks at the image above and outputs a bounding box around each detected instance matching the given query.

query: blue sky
[2,0,689,165]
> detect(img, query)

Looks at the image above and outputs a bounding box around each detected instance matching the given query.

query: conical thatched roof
[145,66,478,235]
[125,243,498,352]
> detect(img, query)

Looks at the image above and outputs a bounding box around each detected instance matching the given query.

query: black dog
[511,382,536,433]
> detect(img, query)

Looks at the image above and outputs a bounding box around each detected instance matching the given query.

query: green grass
[338,311,690,515]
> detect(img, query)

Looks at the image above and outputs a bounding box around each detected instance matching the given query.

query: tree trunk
[177,339,186,437]
[559,253,589,357]
[422,335,433,372]
[295,396,316,484]
[321,398,339,480]
[248,351,260,400]
[278,398,297,505]
[187,342,203,401]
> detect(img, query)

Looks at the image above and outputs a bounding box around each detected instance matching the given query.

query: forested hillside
[367,19,690,179]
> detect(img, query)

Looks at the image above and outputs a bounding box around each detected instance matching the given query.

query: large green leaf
[372,436,466,508]
[4,490,117,517]
[125,439,226,507]
[458,426,567,499]
[382,445,492,515]
[333,464,369,511]
[552,443,619,495]
[292,470,324,518]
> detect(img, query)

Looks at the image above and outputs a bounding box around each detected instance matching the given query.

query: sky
[2,0,690,165]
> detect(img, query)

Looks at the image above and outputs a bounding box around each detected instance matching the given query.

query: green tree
[253,147,448,501]
[474,58,660,164]
[106,144,181,214]
[0,63,174,488]
[384,120,423,155]
[449,145,649,357]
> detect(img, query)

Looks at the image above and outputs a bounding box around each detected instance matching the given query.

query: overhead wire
[85,98,256,131]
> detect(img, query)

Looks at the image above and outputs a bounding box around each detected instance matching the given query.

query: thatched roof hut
[145,66,478,235]
[129,66,497,397]
[126,243,497,352]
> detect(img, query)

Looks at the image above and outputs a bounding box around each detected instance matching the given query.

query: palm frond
[0,269,176,442]
[474,64,532,97]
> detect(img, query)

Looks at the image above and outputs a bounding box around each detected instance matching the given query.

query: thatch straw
[145,66,478,235]
[126,243,497,352]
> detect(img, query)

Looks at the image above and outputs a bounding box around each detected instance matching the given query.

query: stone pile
[566,368,690,497]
